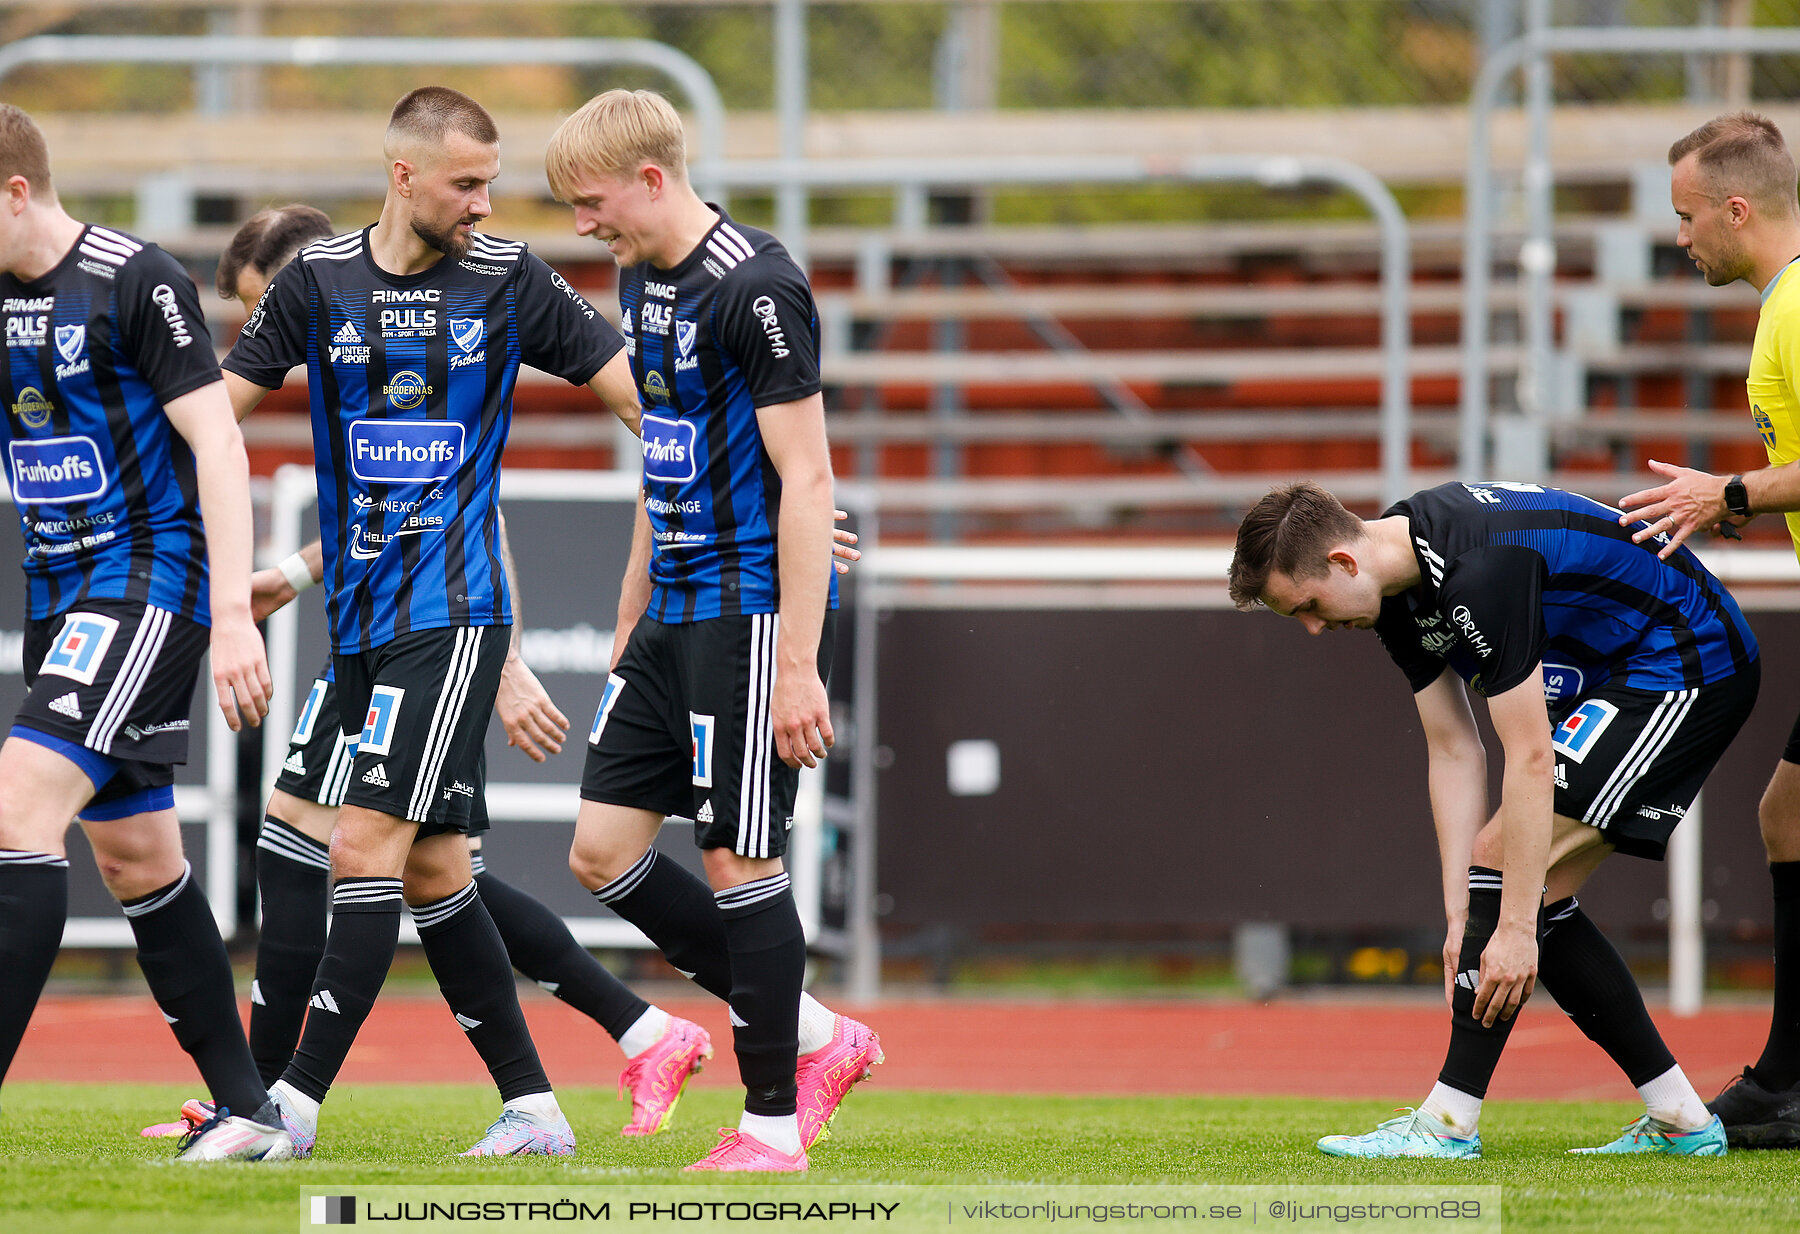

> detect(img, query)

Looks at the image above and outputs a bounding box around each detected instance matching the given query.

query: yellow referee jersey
[1748,256,1800,559]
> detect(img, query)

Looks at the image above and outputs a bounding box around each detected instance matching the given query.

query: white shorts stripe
[406,627,484,822]
[86,606,172,754]
[1583,689,1696,830]
[736,614,778,858]
[320,730,357,807]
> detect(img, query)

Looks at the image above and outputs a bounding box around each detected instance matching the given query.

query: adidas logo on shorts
[48,692,82,720]
[283,751,306,776]
[362,763,390,788]
[696,799,714,824]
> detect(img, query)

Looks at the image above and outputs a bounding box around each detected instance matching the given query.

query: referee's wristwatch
[1724,474,1753,518]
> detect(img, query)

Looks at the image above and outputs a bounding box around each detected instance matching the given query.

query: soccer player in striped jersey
[546,89,882,1173]
[0,105,290,1161]
[1232,480,1760,1158]
[140,205,716,1145]
[221,89,645,1158]
[1612,112,1800,1147]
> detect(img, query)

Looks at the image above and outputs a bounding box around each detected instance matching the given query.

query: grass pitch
[1,1084,1796,1233]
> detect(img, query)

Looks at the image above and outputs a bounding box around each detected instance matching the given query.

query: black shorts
[17,599,208,812]
[1552,660,1760,860]
[332,625,506,831]
[581,612,836,859]
[273,667,490,835]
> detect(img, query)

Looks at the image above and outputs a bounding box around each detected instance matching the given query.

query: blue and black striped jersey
[0,225,220,623]
[1375,481,1758,701]
[224,227,622,653]
[620,208,838,622]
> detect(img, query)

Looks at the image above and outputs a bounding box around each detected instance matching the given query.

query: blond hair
[545,89,688,200]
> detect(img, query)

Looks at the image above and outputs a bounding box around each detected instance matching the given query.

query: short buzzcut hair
[215,204,334,298]
[385,86,499,158]
[544,89,688,201]
[1228,481,1367,611]
[0,104,54,197]
[1668,111,1800,220]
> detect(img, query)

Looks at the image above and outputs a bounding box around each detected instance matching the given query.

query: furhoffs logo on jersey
[9,437,106,504]
[381,369,433,411]
[348,419,464,483]
[752,296,790,358]
[12,385,53,429]
[151,285,194,349]
[641,414,697,484]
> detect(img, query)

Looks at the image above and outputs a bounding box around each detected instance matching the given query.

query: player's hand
[496,657,567,762]
[832,509,860,576]
[772,666,833,769]
[1617,459,1727,560]
[1473,924,1537,1027]
[211,613,272,731]
[249,566,298,624]
[1442,914,1466,1009]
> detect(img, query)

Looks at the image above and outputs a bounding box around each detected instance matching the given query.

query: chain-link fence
[9,0,1800,116]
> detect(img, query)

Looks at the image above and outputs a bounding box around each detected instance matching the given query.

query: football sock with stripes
[1752,861,1800,1090]
[717,872,805,1118]
[249,815,330,1086]
[121,862,270,1119]
[474,862,650,1044]
[590,845,733,1000]
[0,851,69,1082]
[281,876,402,1105]
[1537,895,1707,1125]
[1435,866,1521,1102]
[413,881,554,1103]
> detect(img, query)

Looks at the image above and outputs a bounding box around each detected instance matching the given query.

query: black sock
[1754,861,1800,1089]
[281,876,401,1105]
[1537,896,1676,1087]
[476,868,648,1042]
[413,881,552,1102]
[0,852,69,1083]
[250,816,330,1086]
[122,863,268,1117]
[1436,866,1524,1100]
[590,846,733,1001]
[717,872,805,1117]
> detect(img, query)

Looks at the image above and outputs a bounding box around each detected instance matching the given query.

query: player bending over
[1231,479,1757,1158]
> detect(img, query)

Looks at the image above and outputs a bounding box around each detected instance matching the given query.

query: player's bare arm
[586,349,643,437]
[611,499,656,673]
[1477,671,1555,1028]
[1620,456,1800,558]
[162,380,272,731]
[223,369,270,424]
[495,508,568,761]
[758,391,835,770]
[1414,666,1490,1007]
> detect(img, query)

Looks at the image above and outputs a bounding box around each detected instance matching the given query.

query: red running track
[10,993,1774,1102]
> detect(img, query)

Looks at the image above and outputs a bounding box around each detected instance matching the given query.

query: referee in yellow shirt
[1619,111,1800,1147]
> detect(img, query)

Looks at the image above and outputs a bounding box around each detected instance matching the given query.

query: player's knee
[567,834,638,889]
[1759,787,1800,860]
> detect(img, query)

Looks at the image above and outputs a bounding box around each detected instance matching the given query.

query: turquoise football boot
[1318,1108,1482,1159]
[1569,1113,1727,1156]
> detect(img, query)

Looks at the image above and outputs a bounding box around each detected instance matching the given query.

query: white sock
[504,1091,564,1124]
[1421,1082,1483,1136]
[271,1080,320,1130]
[619,1006,671,1058]
[739,1109,801,1156]
[796,992,838,1056]
[1638,1064,1711,1129]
